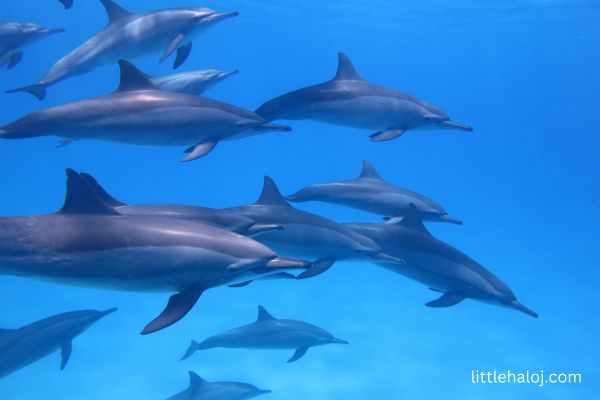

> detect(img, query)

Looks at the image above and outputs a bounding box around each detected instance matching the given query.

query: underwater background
[1,0,599,398]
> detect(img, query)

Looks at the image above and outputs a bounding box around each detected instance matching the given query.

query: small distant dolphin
[150,69,239,96]
[57,0,73,9]
[223,176,402,280]
[0,169,324,334]
[167,371,271,400]
[182,306,348,363]
[9,0,238,99]
[346,206,538,318]
[256,52,473,141]
[0,60,290,162]
[286,160,462,224]
[0,308,116,379]
[80,171,283,237]
[0,21,64,70]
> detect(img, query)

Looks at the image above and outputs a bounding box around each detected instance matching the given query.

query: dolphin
[182,306,348,363]
[223,176,402,280]
[0,308,116,379]
[0,169,325,335]
[286,160,462,224]
[150,69,239,96]
[0,21,64,70]
[167,371,271,400]
[346,205,538,318]
[0,60,290,161]
[79,171,284,237]
[9,0,238,99]
[57,0,73,9]
[255,52,473,141]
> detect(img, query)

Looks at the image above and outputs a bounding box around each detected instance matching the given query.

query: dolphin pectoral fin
[181,141,218,162]
[58,0,73,9]
[369,128,406,142]
[181,340,200,361]
[60,341,72,370]
[296,258,336,280]
[141,287,204,335]
[56,138,77,148]
[6,83,47,100]
[228,280,254,288]
[246,223,286,237]
[425,293,465,308]
[7,51,23,69]
[174,42,192,69]
[160,33,184,64]
[287,347,309,363]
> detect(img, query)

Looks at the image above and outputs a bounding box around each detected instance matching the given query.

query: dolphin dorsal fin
[60,169,120,215]
[358,160,382,180]
[101,0,132,24]
[188,371,207,391]
[257,306,275,322]
[255,177,291,207]
[388,204,432,236]
[80,173,127,207]
[116,60,159,92]
[333,52,363,81]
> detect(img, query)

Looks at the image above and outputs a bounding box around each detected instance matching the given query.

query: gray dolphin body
[0,170,320,334]
[256,52,473,141]
[182,306,348,363]
[79,172,284,237]
[0,308,116,379]
[0,61,290,161]
[167,372,270,400]
[223,176,398,279]
[10,0,238,99]
[346,207,537,318]
[0,21,64,70]
[151,69,238,96]
[287,160,462,224]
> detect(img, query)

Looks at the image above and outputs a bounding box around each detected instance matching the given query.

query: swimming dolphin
[0,21,64,70]
[223,176,401,280]
[255,52,473,141]
[57,0,73,9]
[0,169,324,335]
[79,171,284,237]
[0,308,116,379]
[0,60,290,161]
[9,0,238,99]
[167,371,271,400]
[182,306,348,363]
[346,206,538,318]
[286,160,462,224]
[150,69,239,96]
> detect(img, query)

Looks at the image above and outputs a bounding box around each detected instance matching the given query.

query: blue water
[1,0,599,398]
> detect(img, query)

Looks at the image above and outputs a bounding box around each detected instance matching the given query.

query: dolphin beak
[203,11,240,23]
[438,214,463,224]
[254,389,272,396]
[439,120,474,132]
[219,70,239,79]
[509,301,538,318]
[42,28,66,35]
[331,338,349,345]
[99,307,119,318]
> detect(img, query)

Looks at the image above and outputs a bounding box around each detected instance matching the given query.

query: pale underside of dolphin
[167,371,271,400]
[286,160,462,224]
[256,52,473,141]
[149,68,239,96]
[0,21,64,70]
[346,205,538,318]
[0,308,116,379]
[9,0,239,99]
[181,306,348,363]
[0,169,324,335]
[79,171,284,237]
[0,60,290,162]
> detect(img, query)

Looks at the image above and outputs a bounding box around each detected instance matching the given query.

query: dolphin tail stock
[296,258,336,280]
[253,123,292,132]
[6,83,47,100]
[141,286,205,335]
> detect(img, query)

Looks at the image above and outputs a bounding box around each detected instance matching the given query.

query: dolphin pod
[0,169,329,335]
[167,372,271,400]
[286,160,463,224]
[255,52,473,141]
[0,308,116,379]
[182,306,348,363]
[9,0,238,99]
[0,60,290,161]
[0,21,64,70]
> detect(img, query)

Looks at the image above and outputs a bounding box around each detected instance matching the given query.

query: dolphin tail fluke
[6,83,47,100]
[296,258,336,280]
[254,123,292,132]
[141,287,204,335]
[58,0,73,9]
